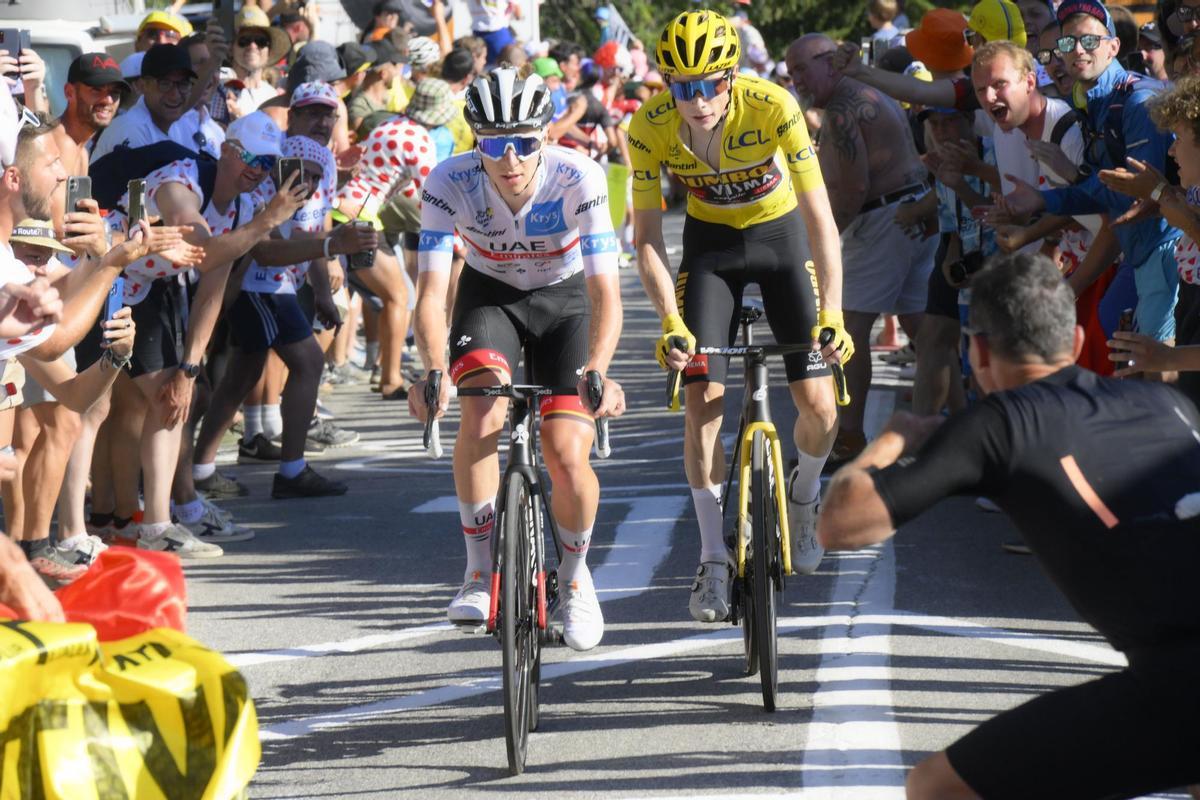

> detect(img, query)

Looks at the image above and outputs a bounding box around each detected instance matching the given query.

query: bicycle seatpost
[817,329,851,407]
[586,370,611,459]
[423,370,444,458]
[665,334,689,411]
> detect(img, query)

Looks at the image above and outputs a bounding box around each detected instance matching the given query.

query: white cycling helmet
[407,36,442,70]
[463,67,554,132]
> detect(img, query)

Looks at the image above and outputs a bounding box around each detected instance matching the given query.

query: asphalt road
[185,212,1191,800]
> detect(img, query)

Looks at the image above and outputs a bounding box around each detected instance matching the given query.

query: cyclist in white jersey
[409,67,626,652]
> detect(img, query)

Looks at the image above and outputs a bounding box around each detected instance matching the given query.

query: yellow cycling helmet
[655,10,740,77]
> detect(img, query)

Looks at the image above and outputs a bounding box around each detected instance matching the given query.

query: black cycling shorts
[947,656,1200,799]
[676,213,829,386]
[449,267,590,419]
[1175,280,1200,409]
[925,234,960,321]
[76,279,183,378]
[229,291,313,353]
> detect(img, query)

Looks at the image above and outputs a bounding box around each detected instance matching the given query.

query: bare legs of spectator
[355,249,409,396]
[18,403,82,542]
[58,388,111,539]
[361,301,380,371]
[131,369,186,527]
[276,336,324,462]
[838,311,923,459]
[196,349,270,469]
[171,377,210,509]
[108,376,147,521]
[912,315,965,417]
[2,408,39,539]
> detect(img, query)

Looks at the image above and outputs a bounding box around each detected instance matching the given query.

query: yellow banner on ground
[0,621,259,800]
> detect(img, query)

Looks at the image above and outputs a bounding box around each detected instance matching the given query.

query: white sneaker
[56,533,108,567]
[448,571,491,623]
[689,561,732,623]
[196,492,234,524]
[181,504,255,544]
[557,579,604,651]
[137,523,224,558]
[788,470,825,575]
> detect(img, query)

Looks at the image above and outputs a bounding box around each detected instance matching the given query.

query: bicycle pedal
[452,620,488,635]
[543,621,565,646]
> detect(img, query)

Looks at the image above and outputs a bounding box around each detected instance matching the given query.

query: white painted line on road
[592,496,687,602]
[226,623,453,668]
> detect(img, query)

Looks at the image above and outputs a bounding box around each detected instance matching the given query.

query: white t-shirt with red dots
[111,159,257,305]
[0,242,55,361]
[336,116,438,216]
[1176,236,1200,287]
[242,136,337,294]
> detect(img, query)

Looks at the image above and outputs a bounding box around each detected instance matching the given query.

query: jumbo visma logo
[525,199,566,236]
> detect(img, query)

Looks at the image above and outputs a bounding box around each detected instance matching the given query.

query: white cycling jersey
[417,146,619,291]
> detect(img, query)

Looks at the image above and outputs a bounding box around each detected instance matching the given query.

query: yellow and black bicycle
[669,305,848,710]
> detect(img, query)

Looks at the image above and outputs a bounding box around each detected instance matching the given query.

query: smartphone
[66,176,92,214]
[126,178,147,225]
[0,29,30,60]
[274,157,304,191]
[105,277,125,323]
[860,37,873,67]
[1117,307,1135,372]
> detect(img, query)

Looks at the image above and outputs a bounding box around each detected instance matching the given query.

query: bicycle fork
[736,422,793,578]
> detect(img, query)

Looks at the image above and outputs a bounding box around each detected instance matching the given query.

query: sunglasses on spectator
[1034,48,1059,65]
[237,35,271,49]
[16,105,40,133]
[239,150,277,170]
[1175,5,1200,22]
[963,28,983,47]
[476,133,544,161]
[154,77,194,95]
[667,73,731,102]
[1056,34,1114,55]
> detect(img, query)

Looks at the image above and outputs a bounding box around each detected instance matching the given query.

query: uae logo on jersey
[525,199,566,236]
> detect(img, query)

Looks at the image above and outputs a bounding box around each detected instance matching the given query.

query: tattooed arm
[818,89,872,231]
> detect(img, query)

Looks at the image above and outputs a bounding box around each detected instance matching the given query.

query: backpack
[1078,73,1179,183]
[90,141,219,215]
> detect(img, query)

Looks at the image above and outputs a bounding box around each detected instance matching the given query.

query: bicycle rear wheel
[750,431,780,711]
[500,472,539,774]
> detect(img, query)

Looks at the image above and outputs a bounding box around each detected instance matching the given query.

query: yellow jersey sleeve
[628,92,671,213]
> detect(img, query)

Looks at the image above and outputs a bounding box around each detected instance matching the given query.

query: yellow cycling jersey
[627,74,823,229]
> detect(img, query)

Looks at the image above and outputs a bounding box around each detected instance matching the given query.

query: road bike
[423,368,610,774]
[668,306,848,710]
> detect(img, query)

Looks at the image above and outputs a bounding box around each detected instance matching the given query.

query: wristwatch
[179,362,201,379]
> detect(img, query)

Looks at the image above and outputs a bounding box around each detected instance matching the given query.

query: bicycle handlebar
[817,328,851,407]
[421,370,613,459]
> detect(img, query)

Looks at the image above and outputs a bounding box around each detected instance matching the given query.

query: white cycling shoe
[448,571,491,623]
[557,579,604,651]
[689,561,733,622]
[788,471,825,575]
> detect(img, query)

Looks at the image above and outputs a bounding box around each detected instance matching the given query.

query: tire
[750,431,780,711]
[741,534,758,677]
[501,472,537,774]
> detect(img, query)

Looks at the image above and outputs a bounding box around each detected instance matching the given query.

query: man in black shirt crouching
[819,251,1200,800]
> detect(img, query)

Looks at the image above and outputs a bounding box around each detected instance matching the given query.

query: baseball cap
[140,43,198,81]
[906,8,973,72]
[339,42,377,75]
[406,78,455,128]
[290,81,340,109]
[1138,21,1163,48]
[532,56,564,79]
[226,111,285,158]
[120,52,145,80]
[287,41,347,92]
[67,53,133,95]
[11,220,73,254]
[595,6,610,20]
[137,10,193,38]
[1056,0,1117,37]
[968,0,1028,48]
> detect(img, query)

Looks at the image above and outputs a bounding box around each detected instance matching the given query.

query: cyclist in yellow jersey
[628,10,855,623]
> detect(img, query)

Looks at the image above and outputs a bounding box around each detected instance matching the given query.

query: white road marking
[227,623,453,668]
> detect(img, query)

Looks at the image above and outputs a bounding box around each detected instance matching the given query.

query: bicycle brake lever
[818,328,851,407]
[423,370,444,458]
[665,335,689,411]
[585,370,610,459]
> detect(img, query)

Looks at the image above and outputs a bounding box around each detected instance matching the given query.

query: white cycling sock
[174,499,205,524]
[459,498,495,581]
[692,485,728,564]
[192,462,216,481]
[242,405,263,443]
[556,524,593,585]
[789,446,829,507]
[262,404,283,440]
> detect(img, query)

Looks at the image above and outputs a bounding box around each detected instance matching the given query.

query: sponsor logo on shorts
[685,354,709,377]
[457,335,472,347]
[525,199,566,236]
[806,351,826,371]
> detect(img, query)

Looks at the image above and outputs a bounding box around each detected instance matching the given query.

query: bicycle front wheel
[750,430,780,711]
[500,471,539,774]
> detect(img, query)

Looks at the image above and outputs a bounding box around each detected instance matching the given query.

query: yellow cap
[137,11,194,38]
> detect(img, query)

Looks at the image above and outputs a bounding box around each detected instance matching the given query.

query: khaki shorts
[0,359,26,411]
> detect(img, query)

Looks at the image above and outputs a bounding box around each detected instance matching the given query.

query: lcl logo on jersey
[525,199,566,236]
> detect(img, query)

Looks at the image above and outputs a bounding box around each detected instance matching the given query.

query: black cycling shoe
[272,466,348,499]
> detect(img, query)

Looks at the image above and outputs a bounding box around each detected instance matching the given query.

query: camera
[945,249,985,288]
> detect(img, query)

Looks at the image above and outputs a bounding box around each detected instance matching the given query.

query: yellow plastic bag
[0,622,258,800]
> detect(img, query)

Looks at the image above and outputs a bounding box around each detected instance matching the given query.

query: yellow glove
[655,313,696,371]
[812,308,855,366]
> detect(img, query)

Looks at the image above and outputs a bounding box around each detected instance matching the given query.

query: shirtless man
[54,53,131,176]
[786,34,934,465]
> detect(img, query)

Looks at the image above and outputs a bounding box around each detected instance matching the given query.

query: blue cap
[595,6,610,20]
[1056,0,1117,37]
